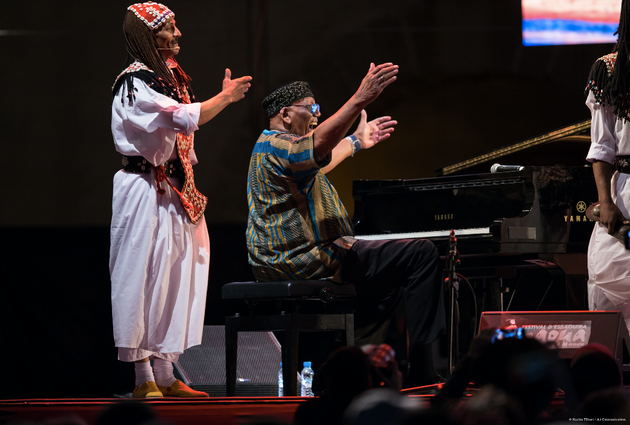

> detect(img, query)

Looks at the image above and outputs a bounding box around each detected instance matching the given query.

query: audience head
[361,343,403,391]
[454,385,527,425]
[343,388,419,425]
[570,342,621,402]
[472,334,557,421]
[580,387,630,421]
[97,401,157,425]
[316,346,372,400]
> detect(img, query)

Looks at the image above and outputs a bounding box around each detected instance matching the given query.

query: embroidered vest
[113,61,207,224]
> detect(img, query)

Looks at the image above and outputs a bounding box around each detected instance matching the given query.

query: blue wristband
[347,135,361,157]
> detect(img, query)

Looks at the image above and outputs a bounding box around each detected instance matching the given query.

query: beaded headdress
[263,81,314,118]
[128,2,174,30]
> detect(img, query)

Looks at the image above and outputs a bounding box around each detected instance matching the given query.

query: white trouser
[589,282,630,334]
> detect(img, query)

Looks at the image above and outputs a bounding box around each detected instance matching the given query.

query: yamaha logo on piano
[576,201,587,213]
[564,201,594,223]
[565,215,594,223]
[434,214,454,221]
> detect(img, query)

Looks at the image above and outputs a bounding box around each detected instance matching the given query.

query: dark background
[1,0,611,398]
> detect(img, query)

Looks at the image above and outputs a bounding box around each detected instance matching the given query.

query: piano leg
[512,254,588,310]
[545,253,588,310]
[498,278,505,311]
[565,274,588,310]
[476,271,517,314]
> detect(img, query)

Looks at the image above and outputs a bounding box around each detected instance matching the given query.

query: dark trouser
[340,238,446,348]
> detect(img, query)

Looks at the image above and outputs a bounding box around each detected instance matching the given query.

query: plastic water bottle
[300,361,314,397]
[278,362,283,397]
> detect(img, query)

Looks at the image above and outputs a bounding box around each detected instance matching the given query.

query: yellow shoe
[133,381,164,398]
[158,380,209,397]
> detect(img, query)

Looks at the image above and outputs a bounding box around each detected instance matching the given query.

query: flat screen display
[522,0,621,46]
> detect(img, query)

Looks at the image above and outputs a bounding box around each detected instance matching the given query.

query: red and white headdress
[128,2,174,29]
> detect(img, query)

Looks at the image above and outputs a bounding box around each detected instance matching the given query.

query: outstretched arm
[312,62,398,163]
[321,110,397,174]
[198,68,252,126]
[593,160,629,234]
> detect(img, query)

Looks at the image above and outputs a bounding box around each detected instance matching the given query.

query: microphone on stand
[491,163,525,173]
[447,230,459,289]
[446,230,460,374]
[448,230,456,259]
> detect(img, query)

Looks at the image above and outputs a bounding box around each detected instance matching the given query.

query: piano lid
[436,119,591,176]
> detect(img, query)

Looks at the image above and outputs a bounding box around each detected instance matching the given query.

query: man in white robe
[585,0,630,333]
[110,1,251,398]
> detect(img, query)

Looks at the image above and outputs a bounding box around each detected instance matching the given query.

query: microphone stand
[446,230,460,376]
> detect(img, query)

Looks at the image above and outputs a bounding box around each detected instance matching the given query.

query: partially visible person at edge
[246,64,446,387]
[584,0,630,333]
[110,2,251,398]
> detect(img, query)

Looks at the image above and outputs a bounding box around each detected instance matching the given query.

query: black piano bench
[221,280,357,396]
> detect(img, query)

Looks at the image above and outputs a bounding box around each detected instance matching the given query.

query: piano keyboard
[354,227,491,241]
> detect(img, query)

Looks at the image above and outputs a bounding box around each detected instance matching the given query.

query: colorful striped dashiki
[246,129,356,281]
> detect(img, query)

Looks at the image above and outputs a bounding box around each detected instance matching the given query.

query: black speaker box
[174,326,281,396]
[479,310,630,372]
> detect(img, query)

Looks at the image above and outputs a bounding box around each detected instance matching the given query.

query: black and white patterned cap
[262,81,314,118]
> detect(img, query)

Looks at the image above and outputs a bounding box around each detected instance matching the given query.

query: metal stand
[446,230,460,375]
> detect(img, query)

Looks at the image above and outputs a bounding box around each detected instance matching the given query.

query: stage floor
[1,385,574,425]
[0,397,304,425]
[0,394,437,425]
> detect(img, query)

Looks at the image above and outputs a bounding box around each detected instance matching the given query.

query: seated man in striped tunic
[246,64,446,387]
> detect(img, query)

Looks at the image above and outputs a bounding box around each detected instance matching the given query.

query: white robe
[110,78,209,361]
[586,91,630,329]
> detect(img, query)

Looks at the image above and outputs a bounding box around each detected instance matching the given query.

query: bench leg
[345,313,354,346]
[225,317,238,396]
[282,313,300,396]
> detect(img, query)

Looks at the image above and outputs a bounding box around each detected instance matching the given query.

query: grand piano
[352,119,597,311]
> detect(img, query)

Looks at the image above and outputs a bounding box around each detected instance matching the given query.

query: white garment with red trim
[110,79,208,359]
[586,91,630,328]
